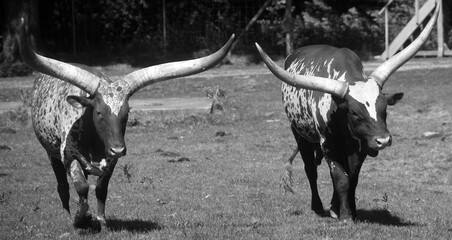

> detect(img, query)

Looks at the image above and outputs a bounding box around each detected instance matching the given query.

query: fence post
[379,0,395,60]
[437,0,444,57]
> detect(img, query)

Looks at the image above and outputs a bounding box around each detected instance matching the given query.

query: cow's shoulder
[285,45,366,83]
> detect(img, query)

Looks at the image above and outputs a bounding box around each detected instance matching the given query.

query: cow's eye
[351,112,362,121]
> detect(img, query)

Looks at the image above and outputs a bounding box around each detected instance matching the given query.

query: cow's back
[32,74,86,158]
[281,45,366,143]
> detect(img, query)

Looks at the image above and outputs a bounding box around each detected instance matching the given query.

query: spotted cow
[256,6,438,223]
[18,18,235,230]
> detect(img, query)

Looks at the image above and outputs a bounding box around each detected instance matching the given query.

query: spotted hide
[18,18,235,231]
[255,5,438,223]
[281,46,403,222]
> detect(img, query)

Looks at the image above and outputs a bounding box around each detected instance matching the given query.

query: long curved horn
[370,4,440,87]
[125,34,235,95]
[17,18,100,95]
[255,43,349,98]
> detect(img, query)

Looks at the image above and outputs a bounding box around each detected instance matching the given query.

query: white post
[437,0,444,57]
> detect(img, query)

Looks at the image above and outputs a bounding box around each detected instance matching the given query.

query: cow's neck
[79,108,106,162]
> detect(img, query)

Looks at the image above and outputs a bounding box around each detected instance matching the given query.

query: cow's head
[256,5,438,156]
[341,80,404,156]
[18,18,235,172]
[66,82,131,160]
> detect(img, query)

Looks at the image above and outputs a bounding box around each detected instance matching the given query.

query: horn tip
[19,18,26,30]
[255,43,262,51]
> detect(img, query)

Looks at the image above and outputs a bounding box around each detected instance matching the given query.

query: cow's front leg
[346,153,365,220]
[326,158,352,222]
[95,158,118,227]
[348,174,359,219]
[329,189,340,219]
[68,160,91,228]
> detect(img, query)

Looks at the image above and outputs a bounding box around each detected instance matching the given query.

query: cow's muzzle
[372,135,392,150]
[107,146,126,158]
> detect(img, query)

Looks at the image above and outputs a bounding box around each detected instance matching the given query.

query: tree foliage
[1,0,450,70]
[293,1,383,59]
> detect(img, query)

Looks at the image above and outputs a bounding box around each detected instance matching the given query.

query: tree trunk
[0,0,38,76]
[284,0,294,56]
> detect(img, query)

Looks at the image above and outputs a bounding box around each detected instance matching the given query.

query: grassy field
[0,62,451,239]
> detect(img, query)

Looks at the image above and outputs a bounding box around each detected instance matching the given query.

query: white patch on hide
[326,59,333,75]
[98,80,131,116]
[99,159,107,170]
[318,94,331,124]
[336,72,347,82]
[348,79,380,121]
[70,160,84,182]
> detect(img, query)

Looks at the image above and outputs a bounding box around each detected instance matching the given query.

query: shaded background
[1,0,451,72]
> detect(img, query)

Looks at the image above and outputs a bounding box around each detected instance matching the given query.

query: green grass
[0,66,451,239]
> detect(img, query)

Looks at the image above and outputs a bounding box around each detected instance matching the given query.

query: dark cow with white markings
[17,18,234,230]
[256,6,438,223]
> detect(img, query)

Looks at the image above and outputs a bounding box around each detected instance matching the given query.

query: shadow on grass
[356,209,419,226]
[287,208,418,227]
[107,218,163,232]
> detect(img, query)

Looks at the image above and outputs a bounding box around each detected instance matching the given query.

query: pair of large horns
[256,4,439,98]
[18,18,235,96]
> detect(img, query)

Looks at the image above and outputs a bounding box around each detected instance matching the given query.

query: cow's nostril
[109,147,125,156]
[374,136,391,148]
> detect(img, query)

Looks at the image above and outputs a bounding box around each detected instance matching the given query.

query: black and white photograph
[0,0,451,239]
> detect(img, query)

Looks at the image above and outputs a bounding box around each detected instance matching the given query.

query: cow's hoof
[74,213,92,229]
[311,199,324,216]
[73,214,101,233]
[90,218,102,233]
[329,207,339,219]
[96,216,108,230]
[313,207,325,216]
[338,218,354,226]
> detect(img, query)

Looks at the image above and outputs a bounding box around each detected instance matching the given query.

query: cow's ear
[385,92,404,106]
[67,95,93,109]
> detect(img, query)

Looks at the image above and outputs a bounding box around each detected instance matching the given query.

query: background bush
[1,0,450,71]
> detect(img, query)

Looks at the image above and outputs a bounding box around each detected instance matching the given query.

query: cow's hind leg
[95,159,118,228]
[292,127,323,214]
[49,156,70,217]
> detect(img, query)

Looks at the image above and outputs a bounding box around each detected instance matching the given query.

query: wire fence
[27,0,451,66]
[144,0,282,55]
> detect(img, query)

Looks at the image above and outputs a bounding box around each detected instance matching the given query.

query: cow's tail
[280,147,299,194]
